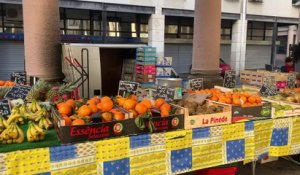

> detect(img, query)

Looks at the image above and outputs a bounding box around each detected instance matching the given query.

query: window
[1,4,23,34]
[165,16,193,39]
[63,9,91,36]
[247,21,273,41]
[221,20,232,40]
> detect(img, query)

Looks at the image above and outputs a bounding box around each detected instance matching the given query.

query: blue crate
[136,56,156,62]
[137,47,156,53]
[50,145,77,162]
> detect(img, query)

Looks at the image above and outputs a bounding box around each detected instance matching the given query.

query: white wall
[247,0,300,18]
[79,0,299,18]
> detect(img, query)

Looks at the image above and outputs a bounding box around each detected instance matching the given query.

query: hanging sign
[260,76,277,97]
[11,71,26,85]
[4,85,32,100]
[156,86,175,102]
[287,73,296,89]
[223,70,236,88]
[0,99,11,118]
[189,78,203,91]
[118,81,140,97]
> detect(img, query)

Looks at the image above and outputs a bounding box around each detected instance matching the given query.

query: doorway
[100,48,136,96]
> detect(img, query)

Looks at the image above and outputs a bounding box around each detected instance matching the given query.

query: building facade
[0,0,299,79]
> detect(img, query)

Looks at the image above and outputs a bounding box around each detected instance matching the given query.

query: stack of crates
[135,47,156,87]
[156,56,173,78]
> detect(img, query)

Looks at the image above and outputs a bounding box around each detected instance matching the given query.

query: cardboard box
[263,98,300,118]
[180,100,232,129]
[52,108,145,144]
[156,57,172,66]
[136,74,156,83]
[232,102,272,123]
[136,65,156,75]
[156,67,172,77]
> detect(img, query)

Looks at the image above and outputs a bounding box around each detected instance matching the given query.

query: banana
[26,124,34,142]
[14,124,24,143]
[7,125,18,139]
[7,114,23,125]
[27,121,46,142]
[0,116,8,132]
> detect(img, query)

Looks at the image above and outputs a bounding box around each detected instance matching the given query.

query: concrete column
[191,0,221,72]
[148,7,165,58]
[287,25,297,57]
[230,20,248,72]
[189,0,222,88]
[23,0,63,81]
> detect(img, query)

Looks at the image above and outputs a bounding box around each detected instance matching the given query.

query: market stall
[1,48,300,175]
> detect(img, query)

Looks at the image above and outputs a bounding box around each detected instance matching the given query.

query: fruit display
[271,103,295,118]
[187,88,262,107]
[0,100,52,145]
[267,88,300,104]
[26,80,77,102]
[175,99,223,115]
[0,81,16,87]
[0,123,24,144]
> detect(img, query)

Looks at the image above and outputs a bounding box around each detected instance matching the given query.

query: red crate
[195,167,237,175]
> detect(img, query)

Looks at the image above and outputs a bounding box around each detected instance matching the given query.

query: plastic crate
[136,56,156,62]
[195,166,237,175]
[137,47,156,53]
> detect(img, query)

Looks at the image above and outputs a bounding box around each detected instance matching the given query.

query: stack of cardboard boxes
[135,47,156,87]
[156,57,173,78]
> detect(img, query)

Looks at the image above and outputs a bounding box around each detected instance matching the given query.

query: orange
[129,109,138,118]
[232,94,240,99]
[240,96,247,104]
[218,99,226,104]
[113,112,125,121]
[77,105,92,116]
[87,99,97,105]
[255,96,262,104]
[88,104,99,113]
[155,98,165,108]
[141,99,152,109]
[161,109,170,117]
[65,99,76,107]
[98,100,114,112]
[233,98,241,106]
[128,95,138,102]
[91,96,101,104]
[110,108,119,114]
[123,99,136,110]
[101,96,112,103]
[63,116,72,126]
[248,96,257,104]
[116,96,126,106]
[58,103,72,116]
[0,81,4,86]
[72,119,85,126]
[210,96,219,101]
[243,92,251,98]
[225,98,232,104]
[135,103,148,114]
[160,103,171,111]
[101,112,113,122]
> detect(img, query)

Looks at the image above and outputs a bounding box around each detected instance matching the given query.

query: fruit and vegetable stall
[0,67,300,174]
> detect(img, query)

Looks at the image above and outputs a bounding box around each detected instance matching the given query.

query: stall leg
[252,161,256,175]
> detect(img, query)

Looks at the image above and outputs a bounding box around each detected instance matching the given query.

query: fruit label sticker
[10,71,26,85]
[0,99,11,118]
[118,81,140,97]
[287,73,296,89]
[4,85,32,100]
[189,78,203,91]
[260,76,277,97]
[156,86,175,102]
[223,71,236,88]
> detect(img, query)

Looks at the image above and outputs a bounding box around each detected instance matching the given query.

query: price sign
[11,71,26,85]
[156,86,175,102]
[260,76,277,97]
[0,99,11,118]
[118,81,140,97]
[189,78,203,91]
[287,73,296,89]
[4,85,32,100]
[223,70,236,88]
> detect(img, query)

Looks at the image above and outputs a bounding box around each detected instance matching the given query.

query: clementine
[113,112,125,121]
[161,109,170,117]
[99,100,114,112]
[155,98,165,108]
[71,119,85,126]
[123,99,136,110]
[58,103,72,116]
[160,103,171,111]
[65,99,76,107]
[141,99,152,109]
[135,103,148,114]
[101,112,113,122]
[63,116,72,126]
[77,105,92,116]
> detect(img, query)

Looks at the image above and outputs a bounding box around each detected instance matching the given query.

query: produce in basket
[0,81,16,87]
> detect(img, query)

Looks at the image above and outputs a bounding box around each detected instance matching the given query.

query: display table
[0,116,299,175]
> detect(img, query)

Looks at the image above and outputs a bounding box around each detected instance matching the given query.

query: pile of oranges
[57,96,125,126]
[188,88,262,107]
[115,96,172,117]
[0,81,16,87]
[56,96,173,126]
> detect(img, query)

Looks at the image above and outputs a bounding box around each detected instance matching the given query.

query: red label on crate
[70,125,110,139]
